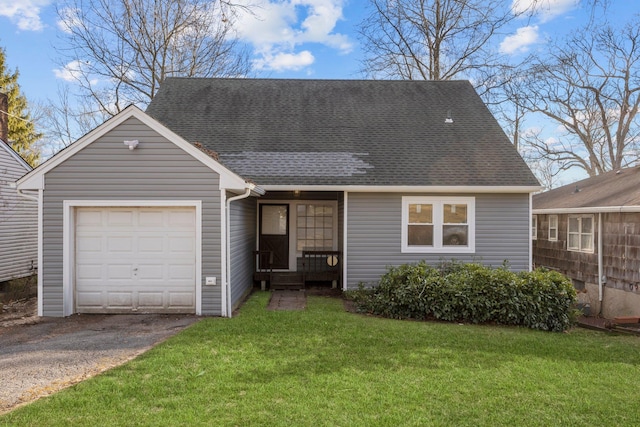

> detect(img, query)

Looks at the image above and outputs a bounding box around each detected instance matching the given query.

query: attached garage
[74,206,196,314]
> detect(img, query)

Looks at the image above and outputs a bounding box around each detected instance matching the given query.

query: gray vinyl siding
[345,192,530,288]
[228,194,256,309]
[41,117,223,316]
[0,144,37,282]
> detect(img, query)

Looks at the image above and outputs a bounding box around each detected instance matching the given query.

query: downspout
[598,212,604,316]
[225,184,259,318]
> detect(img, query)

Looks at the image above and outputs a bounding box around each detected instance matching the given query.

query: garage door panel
[76,206,196,314]
[107,264,135,280]
[169,264,196,280]
[137,263,164,280]
[77,264,103,280]
[137,292,164,308]
[138,211,164,226]
[107,236,134,253]
[138,236,164,253]
[107,292,133,308]
[76,291,103,307]
[169,236,195,253]
[107,210,135,226]
[169,292,195,308]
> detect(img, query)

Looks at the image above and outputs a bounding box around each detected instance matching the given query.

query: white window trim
[548,214,558,241]
[401,196,475,253]
[532,215,537,240]
[567,214,594,253]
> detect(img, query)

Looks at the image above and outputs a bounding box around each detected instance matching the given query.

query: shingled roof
[534,166,640,211]
[145,78,539,188]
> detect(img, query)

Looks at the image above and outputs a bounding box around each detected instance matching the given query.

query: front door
[259,204,289,269]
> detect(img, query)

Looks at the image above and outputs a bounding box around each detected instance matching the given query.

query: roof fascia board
[1,139,31,172]
[262,185,543,193]
[17,106,247,191]
[533,206,640,214]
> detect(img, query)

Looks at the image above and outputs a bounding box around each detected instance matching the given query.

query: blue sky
[0,0,638,184]
[4,0,633,102]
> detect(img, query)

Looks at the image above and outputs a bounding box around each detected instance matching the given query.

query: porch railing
[302,250,342,288]
[253,250,273,291]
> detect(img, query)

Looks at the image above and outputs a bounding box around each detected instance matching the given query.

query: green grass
[2,292,640,426]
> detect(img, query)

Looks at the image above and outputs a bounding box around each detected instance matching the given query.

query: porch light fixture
[124,140,139,150]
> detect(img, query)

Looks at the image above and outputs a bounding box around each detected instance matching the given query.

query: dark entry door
[259,204,289,269]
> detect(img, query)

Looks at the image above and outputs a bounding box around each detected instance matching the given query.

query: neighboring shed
[533,166,640,318]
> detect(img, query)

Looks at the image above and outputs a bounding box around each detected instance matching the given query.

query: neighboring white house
[0,136,38,283]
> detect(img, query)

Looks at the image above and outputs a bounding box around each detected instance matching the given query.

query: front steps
[270,273,305,290]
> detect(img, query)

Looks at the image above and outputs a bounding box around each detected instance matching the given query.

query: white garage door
[75,206,196,313]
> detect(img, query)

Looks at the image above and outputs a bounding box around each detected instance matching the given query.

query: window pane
[408,224,433,246]
[444,204,467,224]
[582,217,593,233]
[569,217,579,233]
[581,234,593,251]
[443,225,468,246]
[261,205,287,235]
[409,204,432,224]
[568,234,579,249]
[549,228,557,240]
[297,205,306,216]
[324,206,333,216]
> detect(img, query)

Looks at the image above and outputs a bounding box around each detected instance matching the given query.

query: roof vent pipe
[445,110,453,124]
[0,92,8,143]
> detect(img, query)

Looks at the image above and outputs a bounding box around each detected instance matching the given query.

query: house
[0,93,37,285]
[533,166,640,318]
[16,79,540,317]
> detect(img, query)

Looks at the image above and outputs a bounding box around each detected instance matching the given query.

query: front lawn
[2,292,640,426]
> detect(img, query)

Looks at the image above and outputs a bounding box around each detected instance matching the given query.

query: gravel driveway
[0,310,200,413]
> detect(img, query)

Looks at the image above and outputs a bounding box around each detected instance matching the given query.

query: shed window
[402,196,475,253]
[568,215,594,252]
[532,215,537,240]
[548,215,558,241]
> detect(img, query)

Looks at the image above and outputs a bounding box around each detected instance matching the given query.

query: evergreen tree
[0,46,41,167]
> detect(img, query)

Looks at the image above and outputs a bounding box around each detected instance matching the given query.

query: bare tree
[516,17,640,177]
[357,0,532,96]
[55,0,251,117]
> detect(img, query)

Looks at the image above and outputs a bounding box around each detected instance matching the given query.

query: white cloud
[500,25,539,54]
[253,50,315,71]
[0,0,51,31]
[53,60,86,82]
[234,0,351,72]
[56,7,82,34]
[511,0,579,23]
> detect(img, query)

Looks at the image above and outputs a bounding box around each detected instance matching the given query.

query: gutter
[598,212,604,315]
[224,183,265,317]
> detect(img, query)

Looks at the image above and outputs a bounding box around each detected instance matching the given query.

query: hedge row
[347,261,577,332]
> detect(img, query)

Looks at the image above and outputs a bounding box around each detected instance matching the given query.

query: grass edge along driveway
[2,291,640,427]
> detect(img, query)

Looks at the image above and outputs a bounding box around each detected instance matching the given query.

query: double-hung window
[568,215,594,252]
[532,215,537,240]
[548,215,558,241]
[402,196,475,253]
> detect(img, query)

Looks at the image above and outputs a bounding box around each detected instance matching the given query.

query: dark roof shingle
[534,166,640,210]
[146,78,539,187]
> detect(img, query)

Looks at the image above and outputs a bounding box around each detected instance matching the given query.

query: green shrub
[346,262,577,332]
